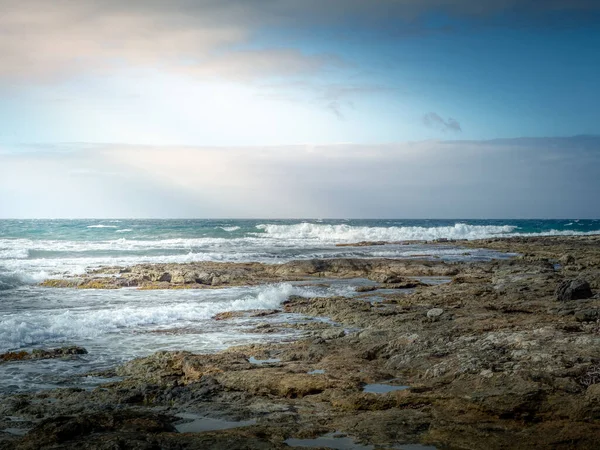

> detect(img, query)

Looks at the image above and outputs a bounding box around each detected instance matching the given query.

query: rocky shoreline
[2,236,600,449]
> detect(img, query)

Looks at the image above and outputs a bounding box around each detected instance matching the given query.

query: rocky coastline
[2,235,600,449]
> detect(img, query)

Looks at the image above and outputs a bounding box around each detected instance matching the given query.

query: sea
[1,219,599,393]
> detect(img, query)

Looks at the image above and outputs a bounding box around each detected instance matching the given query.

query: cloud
[0,1,340,83]
[1,136,598,218]
[422,112,462,133]
[1,1,598,83]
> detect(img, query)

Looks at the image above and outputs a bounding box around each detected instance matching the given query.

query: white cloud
[1,137,598,218]
[1,1,596,82]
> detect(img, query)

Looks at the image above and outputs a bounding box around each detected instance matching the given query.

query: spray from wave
[0,283,324,351]
[255,222,600,242]
[255,222,518,241]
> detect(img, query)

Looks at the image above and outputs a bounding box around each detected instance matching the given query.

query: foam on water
[1,219,598,393]
[0,283,339,352]
[256,222,518,242]
[256,222,600,242]
[218,226,241,232]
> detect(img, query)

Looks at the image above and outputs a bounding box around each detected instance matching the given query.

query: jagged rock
[555,279,593,301]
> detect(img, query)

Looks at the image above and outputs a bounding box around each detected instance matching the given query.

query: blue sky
[0,0,599,217]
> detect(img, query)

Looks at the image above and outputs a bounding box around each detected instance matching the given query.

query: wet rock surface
[41,258,461,290]
[0,347,88,363]
[3,236,600,449]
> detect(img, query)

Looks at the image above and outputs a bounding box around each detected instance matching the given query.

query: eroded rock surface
[3,236,600,449]
[41,258,461,290]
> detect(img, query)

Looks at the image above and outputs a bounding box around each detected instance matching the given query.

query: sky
[0,0,599,218]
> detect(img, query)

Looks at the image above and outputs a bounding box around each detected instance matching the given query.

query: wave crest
[255,222,518,242]
[0,283,319,351]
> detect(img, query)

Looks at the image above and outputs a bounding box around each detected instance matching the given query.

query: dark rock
[355,286,378,293]
[157,272,172,282]
[19,411,175,449]
[1,346,87,363]
[574,309,600,322]
[555,279,593,301]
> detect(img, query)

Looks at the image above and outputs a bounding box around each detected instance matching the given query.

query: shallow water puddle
[307,369,325,374]
[362,383,410,394]
[284,432,374,450]
[248,356,281,365]
[174,413,256,433]
[1,427,29,436]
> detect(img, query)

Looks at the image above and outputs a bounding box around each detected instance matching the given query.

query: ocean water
[0,219,598,393]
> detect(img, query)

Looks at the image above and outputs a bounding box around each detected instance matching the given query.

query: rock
[586,383,600,405]
[1,346,87,363]
[19,411,176,448]
[559,254,576,266]
[157,272,172,282]
[368,273,405,284]
[336,241,387,247]
[426,308,444,320]
[385,280,427,289]
[574,309,600,322]
[356,286,378,293]
[321,329,345,340]
[555,279,593,301]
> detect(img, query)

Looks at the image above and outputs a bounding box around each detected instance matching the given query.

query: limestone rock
[574,309,600,322]
[321,329,345,340]
[426,308,444,320]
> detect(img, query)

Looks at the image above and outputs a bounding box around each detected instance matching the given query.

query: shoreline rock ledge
[2,235,600,449]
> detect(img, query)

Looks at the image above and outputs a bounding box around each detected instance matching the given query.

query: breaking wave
[255,222,518,242]
[0,283,321,351]
[218,226,241,232]
[0,270,48,291]
[255,222,600,242]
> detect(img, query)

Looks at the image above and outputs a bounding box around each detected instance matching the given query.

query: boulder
[555,279,593,301]
[426,308,444,320]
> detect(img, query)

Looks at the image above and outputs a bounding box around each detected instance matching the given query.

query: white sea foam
[87,224,118,229]
[0,248,28,259]
[0,283,321,351]
[115,229,133,233]
[255,222,518,242]
[256,222,600,242]
[0,270,49,290]
[218,226,241,232]
[0,237,245,254]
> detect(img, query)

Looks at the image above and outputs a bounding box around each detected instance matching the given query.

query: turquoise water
[1,219,599,241]
[3,218,597,289]
[0,219,598,392]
